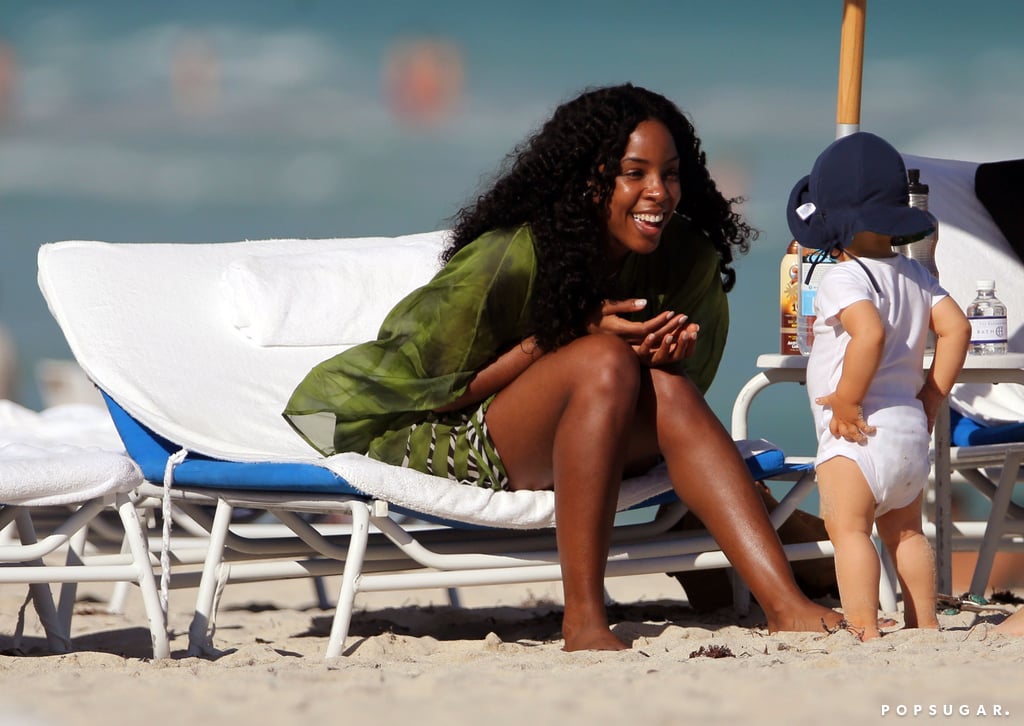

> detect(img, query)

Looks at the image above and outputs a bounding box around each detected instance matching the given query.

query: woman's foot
[766,601,845,633]
[561,616,629,651]
[994,609,1024,636]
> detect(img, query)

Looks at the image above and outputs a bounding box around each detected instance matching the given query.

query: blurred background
[1,0,1023,463]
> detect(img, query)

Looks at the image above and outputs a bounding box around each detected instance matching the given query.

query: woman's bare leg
[488,339,841,651]
[632,369,843,632]
[486,334,641,651]
[994,608,1024,635]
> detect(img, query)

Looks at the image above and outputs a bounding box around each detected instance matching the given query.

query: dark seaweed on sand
[689,644,735,659]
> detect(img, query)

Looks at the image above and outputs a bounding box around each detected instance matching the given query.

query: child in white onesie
[787,132,971,640]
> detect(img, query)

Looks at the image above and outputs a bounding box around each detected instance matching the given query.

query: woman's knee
[565,334,642,396]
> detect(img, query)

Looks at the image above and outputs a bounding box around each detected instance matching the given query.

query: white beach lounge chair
[903,154,1024,597]
[37,231,831,659]
[0,401,169,658]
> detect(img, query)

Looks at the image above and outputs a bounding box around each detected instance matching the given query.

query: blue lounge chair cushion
[950,409,1024,447]
[103,392,359,495]
[103,392,808,517]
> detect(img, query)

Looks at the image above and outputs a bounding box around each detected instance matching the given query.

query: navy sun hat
[786,173,831,251]
[786,131,935,252]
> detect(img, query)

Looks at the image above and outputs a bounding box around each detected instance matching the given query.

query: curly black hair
[444,83,756,352]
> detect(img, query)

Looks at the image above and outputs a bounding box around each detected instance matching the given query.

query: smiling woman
[283,83,844,651]
[605,120,682,261]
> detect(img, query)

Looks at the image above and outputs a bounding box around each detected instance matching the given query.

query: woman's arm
[433,336,544,413]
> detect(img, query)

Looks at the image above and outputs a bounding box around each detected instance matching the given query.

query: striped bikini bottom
[401,397,510,491]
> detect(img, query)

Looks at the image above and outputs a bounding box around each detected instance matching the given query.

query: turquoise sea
[1,1,1023,471]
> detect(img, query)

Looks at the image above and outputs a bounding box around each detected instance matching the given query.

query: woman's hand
[634,318,699,367]
[815,391,876,443]
[588,298,698,367]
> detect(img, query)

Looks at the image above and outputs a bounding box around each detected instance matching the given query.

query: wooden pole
[836,0,866,138]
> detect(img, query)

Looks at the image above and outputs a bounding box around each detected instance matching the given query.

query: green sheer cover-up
[283,218,729,466]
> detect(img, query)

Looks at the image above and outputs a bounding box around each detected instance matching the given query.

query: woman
[284,83,842,650]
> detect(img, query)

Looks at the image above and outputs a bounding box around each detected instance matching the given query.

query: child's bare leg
[876,493,938,630]
[817,456,883,640]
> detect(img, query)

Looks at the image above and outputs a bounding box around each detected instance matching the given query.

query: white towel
[222,235,444,347]
[0,400,125,450]
[0,442,142,507]
[314,439,782,529]
[319,453,677,530]
[0,400,141,506]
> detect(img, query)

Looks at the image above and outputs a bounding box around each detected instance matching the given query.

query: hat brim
[854,205,935,245]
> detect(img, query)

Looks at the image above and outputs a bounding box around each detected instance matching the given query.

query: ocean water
[2,0,1023,478]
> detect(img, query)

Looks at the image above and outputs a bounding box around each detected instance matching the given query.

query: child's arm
[815,299,883,442]
[918,296,971,432]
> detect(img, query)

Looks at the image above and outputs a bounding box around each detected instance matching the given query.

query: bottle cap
[907,168,929,195]
[977,279,995,290]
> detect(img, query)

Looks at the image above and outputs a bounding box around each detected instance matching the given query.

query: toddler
[787,132,971,639]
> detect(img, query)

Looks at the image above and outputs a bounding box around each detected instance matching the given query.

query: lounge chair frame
[0,492,169,658]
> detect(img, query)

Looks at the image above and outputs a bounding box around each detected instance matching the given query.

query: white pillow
[222,238,444,347]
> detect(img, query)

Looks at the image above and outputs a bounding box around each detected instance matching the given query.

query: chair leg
[57,518,88,635]
[969,453,1023,597]
[876,538,898,613]
[187,498,234,656]
[446,588,462,608]
[312,576,331,610]
[13,509,73,654]
[730,571,751,616]
[325,501,370,658]
[106,538,133,615]
[115,492,170,659]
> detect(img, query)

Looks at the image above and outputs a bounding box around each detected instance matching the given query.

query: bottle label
[779,251,799,354]
[969,316,1008,344]
[799,258,835,322]
[797,247,837,355]
[780,330,800,355]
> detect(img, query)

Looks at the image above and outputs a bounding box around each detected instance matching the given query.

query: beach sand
[2,569,1023,726]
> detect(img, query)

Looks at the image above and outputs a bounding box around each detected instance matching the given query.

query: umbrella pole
[836,0,866,138]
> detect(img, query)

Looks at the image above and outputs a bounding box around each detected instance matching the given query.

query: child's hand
[815,391,876,443]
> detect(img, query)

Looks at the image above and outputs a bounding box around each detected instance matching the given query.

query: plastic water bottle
[897,169,939,279]
[966,280,1008,355]
[779,240,800,355]
[796,245,837,355]
[899,168,939,352]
